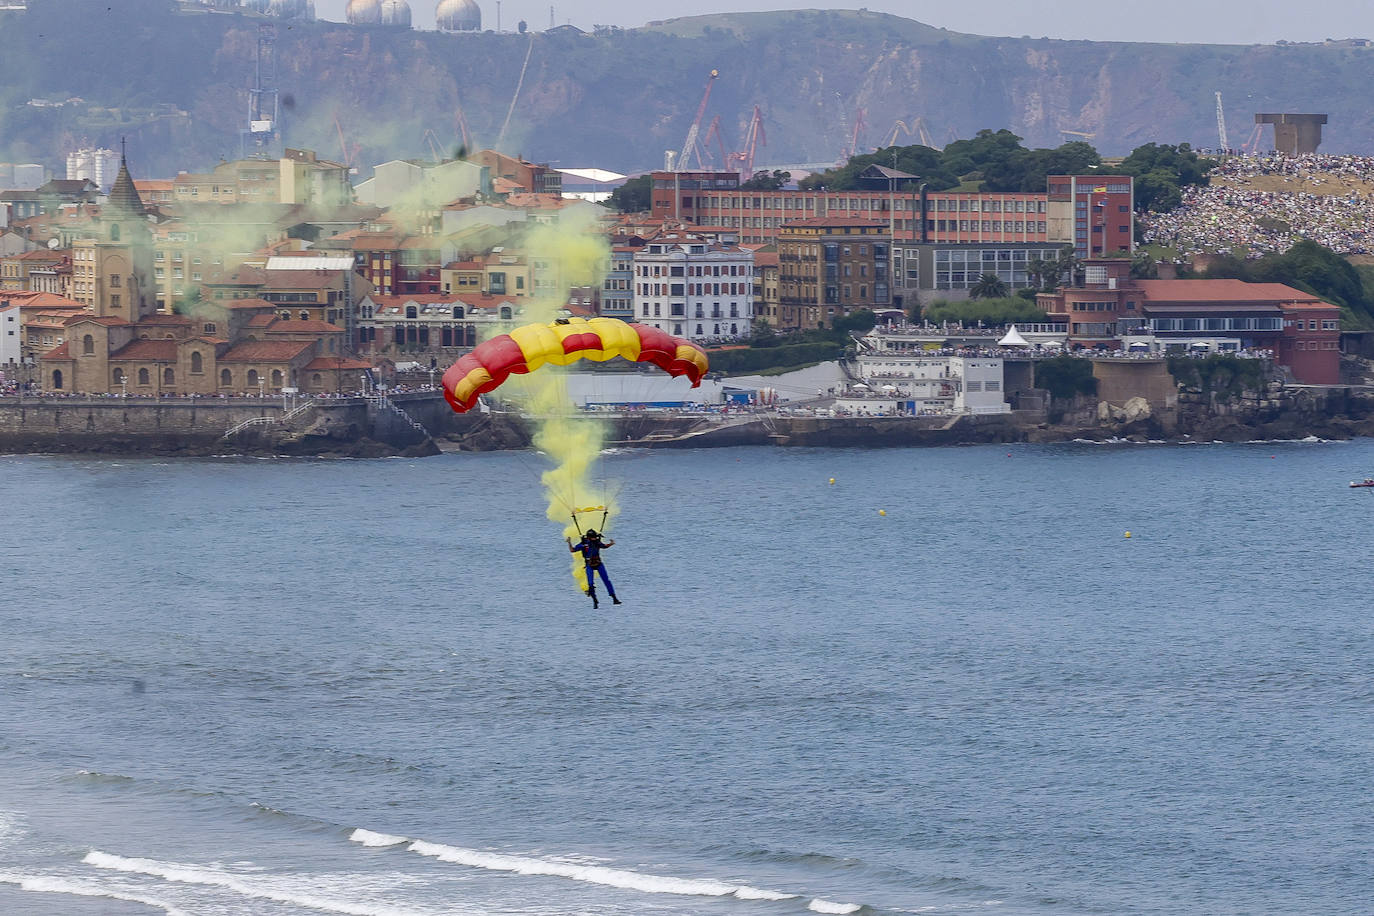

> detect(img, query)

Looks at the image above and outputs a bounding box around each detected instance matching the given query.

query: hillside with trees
[3,2,1373,178]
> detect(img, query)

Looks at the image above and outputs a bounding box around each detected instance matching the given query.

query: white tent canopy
[998,325,1030,347]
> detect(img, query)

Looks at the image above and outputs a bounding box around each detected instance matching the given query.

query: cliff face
[3,2,1373,176]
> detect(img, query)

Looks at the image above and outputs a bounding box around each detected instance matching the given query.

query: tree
[1026,255,1053,291]
[1053,244,1082,288]
[606,174,651,213]
[1118,142,1217,212]
[740,169,791,190]
[969,272,1009,299]
[832,308,877,335]
[923,296,1047,326]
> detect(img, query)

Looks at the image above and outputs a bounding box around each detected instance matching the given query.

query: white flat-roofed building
[850,332,1009,414]
[632,230,753,343]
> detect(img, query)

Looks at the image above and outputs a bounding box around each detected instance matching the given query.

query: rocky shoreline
[3,385,1372,457]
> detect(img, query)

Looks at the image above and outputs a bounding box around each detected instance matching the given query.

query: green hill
[2,0,1372,178]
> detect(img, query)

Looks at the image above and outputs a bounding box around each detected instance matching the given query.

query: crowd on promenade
[0,384,442,400]
[1141,153,1374,258]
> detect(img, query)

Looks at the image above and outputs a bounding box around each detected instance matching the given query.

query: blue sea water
[1,441,1373,916]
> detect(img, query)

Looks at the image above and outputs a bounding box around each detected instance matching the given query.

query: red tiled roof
[110,339,179,361]
[0,291,84,309]
[136,314,193,326]
[218,340,315,362]
[399,237,440,250]
[304,356,372,371]
[444,260,483,271]
[223,297,276,310]
[1134,279,1325,303]
[451,293,521,310]
[352,233,402,251]
[42,341,70,360]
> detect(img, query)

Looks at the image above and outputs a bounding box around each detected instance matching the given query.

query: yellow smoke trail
[501,210,615,595]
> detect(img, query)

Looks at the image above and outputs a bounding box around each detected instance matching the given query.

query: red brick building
[1038,262,1341,384]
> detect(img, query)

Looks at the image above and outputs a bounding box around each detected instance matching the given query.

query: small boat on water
[1350,479,1374,488]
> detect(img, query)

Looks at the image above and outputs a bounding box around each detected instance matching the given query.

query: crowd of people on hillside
[1141,153,1374,258]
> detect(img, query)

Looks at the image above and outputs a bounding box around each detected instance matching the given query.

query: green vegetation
[1113,143,1217,212]
[1167,354,1265,398]
[708,341,843,374]
[716,308,875,373]
[740,169,792,190]
[969,273,1009,299]
[607,175,651,212]
[801,130,1102,193]
[801,132,1216,217]
[922,297,1047,326]
[1034,355,1097,400]
[1198,240,1374,329]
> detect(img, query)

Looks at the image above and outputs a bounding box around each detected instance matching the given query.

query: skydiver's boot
[612,595,622,605]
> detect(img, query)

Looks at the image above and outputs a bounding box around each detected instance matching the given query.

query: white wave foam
[808,899,862,914]
[349,828,408,847]
[0,872,188,916]
[402,838,795,901]
[83,851,412,916]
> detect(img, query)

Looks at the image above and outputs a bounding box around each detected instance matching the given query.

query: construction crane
[675,69,719,172]
[700,115,726,170]
[1240,122,1263,154]
[333,111,359,170]
[727,105,766,177]
[423,128,446,163]
[453,103,473,156]
[885,117,934,148]
[840,107,868,162]
[1215,91,1229,151]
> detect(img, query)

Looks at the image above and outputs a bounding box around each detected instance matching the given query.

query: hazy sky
[313,0,1374,45]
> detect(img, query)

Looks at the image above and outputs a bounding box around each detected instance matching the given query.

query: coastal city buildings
[1037,257,1341,384]
[776,217,890,330]
[631,229,754,341]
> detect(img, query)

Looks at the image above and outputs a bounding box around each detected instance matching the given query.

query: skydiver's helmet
[585,529,598,539]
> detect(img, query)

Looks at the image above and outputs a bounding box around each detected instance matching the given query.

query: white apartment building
[631,231,754,342]
[851,331,1010,414]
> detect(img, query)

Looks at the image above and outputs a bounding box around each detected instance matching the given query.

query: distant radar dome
[380,0,412,26]
[346,0,382,23]
[436,0,480,32]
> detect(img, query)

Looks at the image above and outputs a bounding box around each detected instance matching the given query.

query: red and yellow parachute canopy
[442,316,710,414]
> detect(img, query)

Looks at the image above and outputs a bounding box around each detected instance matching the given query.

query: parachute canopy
[442,316,709,413]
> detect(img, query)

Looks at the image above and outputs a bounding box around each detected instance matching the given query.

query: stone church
[41,154,369,396]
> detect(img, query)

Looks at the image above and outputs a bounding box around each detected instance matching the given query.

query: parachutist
[568,528,620,608]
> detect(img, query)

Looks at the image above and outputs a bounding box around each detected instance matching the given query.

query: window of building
[82,334,94,355]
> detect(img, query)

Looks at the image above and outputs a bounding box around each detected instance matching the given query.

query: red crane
[675,68,719,171]
[727,105,766,178]
[700,115,727,170]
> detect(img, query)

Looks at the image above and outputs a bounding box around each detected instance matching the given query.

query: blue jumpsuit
[572,537,616,599]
